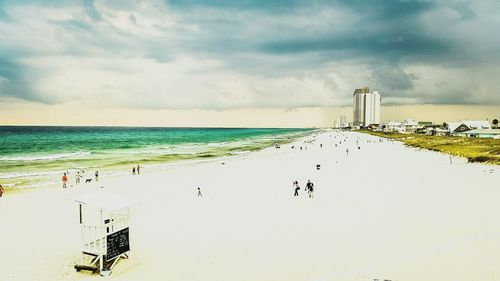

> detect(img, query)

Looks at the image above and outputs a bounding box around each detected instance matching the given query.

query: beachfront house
[454,129,500,139]
[448,120,491,134]
[446,120,497,138]
[383,121,404,133]
[415,121,434,134]
[431,127,449,136]
[403,119,419,133]
[382,119,420,133]
[367,123,380,131]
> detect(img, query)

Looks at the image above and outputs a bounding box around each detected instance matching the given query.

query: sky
[0,0,499,127]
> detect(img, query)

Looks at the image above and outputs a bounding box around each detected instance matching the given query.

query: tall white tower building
[353,87,381,127]
[339,115,347,128]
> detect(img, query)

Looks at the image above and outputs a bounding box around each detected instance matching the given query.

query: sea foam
[0,151,91,162]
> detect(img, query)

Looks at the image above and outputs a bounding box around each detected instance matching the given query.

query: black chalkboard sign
[106,227,130,261]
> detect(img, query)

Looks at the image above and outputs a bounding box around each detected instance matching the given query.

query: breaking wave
[0,151,92,162]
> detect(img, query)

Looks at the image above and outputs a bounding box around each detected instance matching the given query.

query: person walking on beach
[294,184,300,196]
[197,187,202,197]
[132,167,136,175]
[76,171,81,184]
[95,171,99,182]
[137,165,141,175]
[0,184,4,197]
[62,173,68,188]
[306,180,314,198]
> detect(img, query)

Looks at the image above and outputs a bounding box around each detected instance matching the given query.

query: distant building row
[333,86,499,139]
[374,119,500,139]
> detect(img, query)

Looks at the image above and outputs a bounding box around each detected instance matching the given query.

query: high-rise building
[339,115,347,128]
[352,87,381,127]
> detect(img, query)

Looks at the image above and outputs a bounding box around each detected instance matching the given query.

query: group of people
[60,165,144,189]
[292,180,315,198]
[60,164,145,189]
[61,170,99,188]
[132,165,142,175]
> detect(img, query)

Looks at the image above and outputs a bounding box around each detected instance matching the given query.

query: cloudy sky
[0,0,499,126]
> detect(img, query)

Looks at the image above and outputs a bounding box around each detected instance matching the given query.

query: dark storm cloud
[167,0,306,10]
[261,33,449,61]
[0,6,9,21]
[166,0,450,72]
[83,0,101,21]
[333,0,433,18]
[0,53,57,103]
[252,0,448,64]
[370,64,416,92]
[0,56,27,97]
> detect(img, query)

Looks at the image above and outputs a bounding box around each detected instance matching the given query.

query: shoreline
[0,129,319,195]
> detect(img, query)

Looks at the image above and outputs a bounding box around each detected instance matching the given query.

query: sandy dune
[1,131,499,281]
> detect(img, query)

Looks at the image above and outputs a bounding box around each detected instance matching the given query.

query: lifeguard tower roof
[75,190,138,212]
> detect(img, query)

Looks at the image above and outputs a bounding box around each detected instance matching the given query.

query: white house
[383,119,420,133]
[403,119,419,133]
[383,121,405,133]
[455,129,500,139]
[448,120,491,134]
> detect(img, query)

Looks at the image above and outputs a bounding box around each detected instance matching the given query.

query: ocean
[0,126,312,188]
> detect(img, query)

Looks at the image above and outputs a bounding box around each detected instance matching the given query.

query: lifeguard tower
[74,190,137,276]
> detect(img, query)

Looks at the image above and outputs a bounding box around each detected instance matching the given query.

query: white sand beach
[1,131,499,281]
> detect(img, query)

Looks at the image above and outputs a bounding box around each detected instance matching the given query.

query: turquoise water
[0,126,312,188]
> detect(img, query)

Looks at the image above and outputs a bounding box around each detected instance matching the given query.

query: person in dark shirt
[294,185,300,196]
[306,180,314,198]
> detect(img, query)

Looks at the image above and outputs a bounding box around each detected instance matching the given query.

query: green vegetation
[362,131,500,165]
